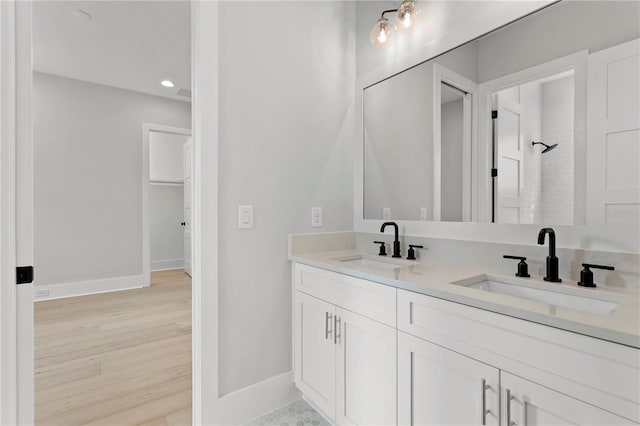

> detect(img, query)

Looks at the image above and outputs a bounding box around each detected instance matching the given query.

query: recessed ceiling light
[73,9,92,21]
[161,80,175,88]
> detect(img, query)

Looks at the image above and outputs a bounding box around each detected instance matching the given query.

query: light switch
[238,205,254,229]
[382,208,391,220]
[420,207,428,221]
[311,207,323,228]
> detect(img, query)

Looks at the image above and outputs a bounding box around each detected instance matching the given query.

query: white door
[335,308,396,426]
[586,39,640,226]
[183,137,192,276]
[294,292,336,421]
[495,94,525,224]
[502,371,634,426]
[1,1,34,424]
[398,332,499,426]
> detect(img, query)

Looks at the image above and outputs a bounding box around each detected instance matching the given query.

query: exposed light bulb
[396,0,420,32]
[370,17,394,48]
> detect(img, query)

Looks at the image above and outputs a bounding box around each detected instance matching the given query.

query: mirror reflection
[363,1,640,226]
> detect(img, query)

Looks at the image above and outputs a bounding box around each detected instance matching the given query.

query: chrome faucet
[537,228,561,282]
[380,221,401,258]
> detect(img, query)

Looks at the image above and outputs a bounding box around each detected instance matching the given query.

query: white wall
[364,62,432,220]
[217,1,355,395]
[441,98,464,222]
[34,72,191,287]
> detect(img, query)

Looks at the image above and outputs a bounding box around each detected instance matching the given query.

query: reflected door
[183,137,192,276]
[495,94,525,223]
[587,39,640,226]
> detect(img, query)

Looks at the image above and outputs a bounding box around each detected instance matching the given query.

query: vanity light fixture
[370,0,420,48]
[160,80,175,88]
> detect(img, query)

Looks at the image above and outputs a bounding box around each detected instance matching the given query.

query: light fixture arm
[380,8,398,19]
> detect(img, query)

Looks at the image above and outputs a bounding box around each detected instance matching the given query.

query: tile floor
[246,399,330,426]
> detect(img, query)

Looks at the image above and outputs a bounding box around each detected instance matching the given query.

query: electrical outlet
[311,207,323,228]
[420,207,428,221]
[35,288,49,298]
[238,205,254,229]
[382,208,391,220]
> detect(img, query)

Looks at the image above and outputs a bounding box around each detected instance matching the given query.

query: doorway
[143,124,193,286]
[30,2,194,424]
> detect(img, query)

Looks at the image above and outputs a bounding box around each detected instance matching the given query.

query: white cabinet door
[335,308,396,426]
[502,372,635,426]
[294,291,336,420]
[398,331,499,426]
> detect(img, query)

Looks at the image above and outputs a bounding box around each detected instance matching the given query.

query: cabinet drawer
[398,289,640,423]
[294,263,396,327]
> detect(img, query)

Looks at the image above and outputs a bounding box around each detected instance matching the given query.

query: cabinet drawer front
[294,263,396,327]
[398,289,640,423]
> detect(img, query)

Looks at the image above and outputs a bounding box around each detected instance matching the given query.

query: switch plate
[420,207,428,221]
[311,207,323,228]
[238,205,254,229]
[382,208,391,220]
[35,288,49,298]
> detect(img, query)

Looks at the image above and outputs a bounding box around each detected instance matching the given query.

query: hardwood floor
[35,269,192,426]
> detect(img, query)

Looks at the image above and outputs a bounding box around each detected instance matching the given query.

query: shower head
[532,141,558,154]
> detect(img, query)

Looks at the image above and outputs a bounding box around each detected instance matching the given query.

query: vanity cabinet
[293,264,397,425]
[292,263,639,425]
[397,289,639,425]
[397,331,633,426]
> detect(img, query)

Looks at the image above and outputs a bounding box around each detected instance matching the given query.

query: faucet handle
[407,244,423,260]
[577,263,614,288]
[503,255,531,278]
[374,241,387,256]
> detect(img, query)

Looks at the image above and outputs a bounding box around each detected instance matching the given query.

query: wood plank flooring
[35,269,192,426]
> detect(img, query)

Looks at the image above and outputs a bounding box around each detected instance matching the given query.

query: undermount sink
[333,255,405,271]
[453,274,623,315]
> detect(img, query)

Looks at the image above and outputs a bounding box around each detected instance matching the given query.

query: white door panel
[183,137,192,276]
[587,39,640,226]
[496,95,525,224]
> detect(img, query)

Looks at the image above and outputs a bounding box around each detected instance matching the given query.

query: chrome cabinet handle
[505,388,514,426]
[334,316,341,344]
[325,312,332,340]
[481,378,490,425]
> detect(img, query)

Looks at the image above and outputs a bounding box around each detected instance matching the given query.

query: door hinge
[492,110,498,119]
[491,168,498,178]
[16,266,34,284]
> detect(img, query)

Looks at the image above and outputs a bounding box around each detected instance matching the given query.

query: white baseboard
[33,274,144,301]
[151,258,184,271]
[217,371,299,425]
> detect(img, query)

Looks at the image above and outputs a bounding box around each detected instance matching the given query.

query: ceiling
[33,1,191,102]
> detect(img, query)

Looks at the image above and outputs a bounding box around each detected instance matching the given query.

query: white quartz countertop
[290,249,640,349]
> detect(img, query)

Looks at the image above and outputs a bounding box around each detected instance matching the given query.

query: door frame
[142,123,192,287]
[477,50,587,223]
[432,63,478,222]
[2,1,220,424]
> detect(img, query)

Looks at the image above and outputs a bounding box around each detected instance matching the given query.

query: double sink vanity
[288,231,639,425]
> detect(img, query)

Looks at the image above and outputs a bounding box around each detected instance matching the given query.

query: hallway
[34,270,192,425]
